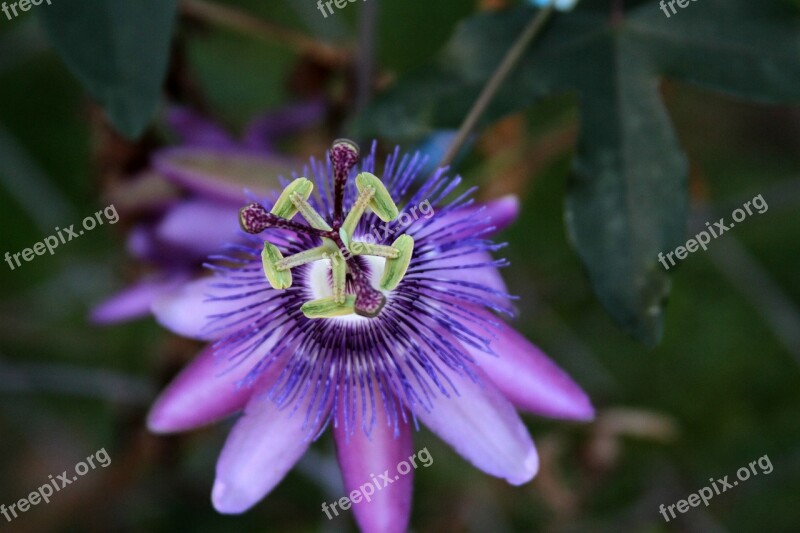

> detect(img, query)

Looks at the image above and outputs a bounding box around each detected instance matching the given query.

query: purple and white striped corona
[147,140,594,533]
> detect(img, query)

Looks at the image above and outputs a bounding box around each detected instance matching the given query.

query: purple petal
[153,147,296,203]
[90,276,187,325]
[212,395,315,514]
[424,249,509,295]
[413,366,538,485]
[126,224,160,262]
[155,199,241,257]
[477,195,519,234]
[333,393,414,533]
[424,195,520,239]
[151,277,271,341]
[148,346,259,434]
[405,196,518,305]
[166,107,237,148]
[243,99,326,151]
[470,310,594,421]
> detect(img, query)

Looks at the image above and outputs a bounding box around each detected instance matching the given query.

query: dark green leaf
[356,0,800,344]
[38,0,178,138]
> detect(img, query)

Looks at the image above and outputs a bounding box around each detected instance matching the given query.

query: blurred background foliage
[0,0,798,532]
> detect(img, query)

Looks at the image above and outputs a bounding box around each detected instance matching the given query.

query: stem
[355,0,379,112]
[439,4,556,168]
[611,0,624,25]
[181,0,350,68]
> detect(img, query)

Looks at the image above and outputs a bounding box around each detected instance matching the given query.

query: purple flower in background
[147,140,593,532]
[90,100,324,324]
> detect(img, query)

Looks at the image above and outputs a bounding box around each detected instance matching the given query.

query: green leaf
[38,0,178,138]
[356,0,800,344]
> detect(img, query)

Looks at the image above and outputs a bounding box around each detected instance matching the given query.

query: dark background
[0,0,798,531]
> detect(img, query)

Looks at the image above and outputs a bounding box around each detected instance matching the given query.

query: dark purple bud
[239,202,271,234]
[354,288,386,318]
[330,139,360,178]
[331,139,361,225]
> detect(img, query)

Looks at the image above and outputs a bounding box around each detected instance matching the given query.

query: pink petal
[412,249,509,296]
[418,195,519,240]
[90,276,187,325]
[155,199,241,256]
[476,195,519,234]
[147,345,262,434]
[166,107,237,148]
[153,147,295,203]
[212,395,318,514]
[151,277,271,341]
[333,392,414,533]
[406,196,519,299]
[413,366,538,485]
[243,99,325,151]
[469,310,595,421]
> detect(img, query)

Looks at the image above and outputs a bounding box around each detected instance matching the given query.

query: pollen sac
[262,242,292,290]
[380,234,414,291]
[301,295,357,319]
[271,178,314,220]
[356,172,399,222]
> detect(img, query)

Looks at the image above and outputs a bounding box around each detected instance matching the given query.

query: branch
[181,0,351,68]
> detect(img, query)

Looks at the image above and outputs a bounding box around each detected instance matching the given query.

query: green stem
[439,4,556,168]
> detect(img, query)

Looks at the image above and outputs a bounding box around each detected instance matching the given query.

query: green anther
[290,191,332,231]
[356,172,399,222]
[341,185,375,241]
[301,295,357,319]
[330,252,347,304]
[380,234,414,291]
[275,246,329,271]
[262,242,292,289]
[350,242,400,259]
[271,178,313,219]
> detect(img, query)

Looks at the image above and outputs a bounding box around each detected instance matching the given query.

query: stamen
[301,295,357,318]
[340,172,401,245]
[275,246,330,271]
[341,185,375,242]
[356,172,400,222]
[380,235,414,291]
[262,242,292,289]
[330,252,347,304]
[290,192,332,231]
[271,178,313,220]
[350,242,400,259]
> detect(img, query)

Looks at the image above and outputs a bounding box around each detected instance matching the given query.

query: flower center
[237,139,414,319]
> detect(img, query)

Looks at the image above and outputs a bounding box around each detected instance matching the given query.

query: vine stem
[181,0,350,68]
[439,4,556,169]
[355,0,379,113]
